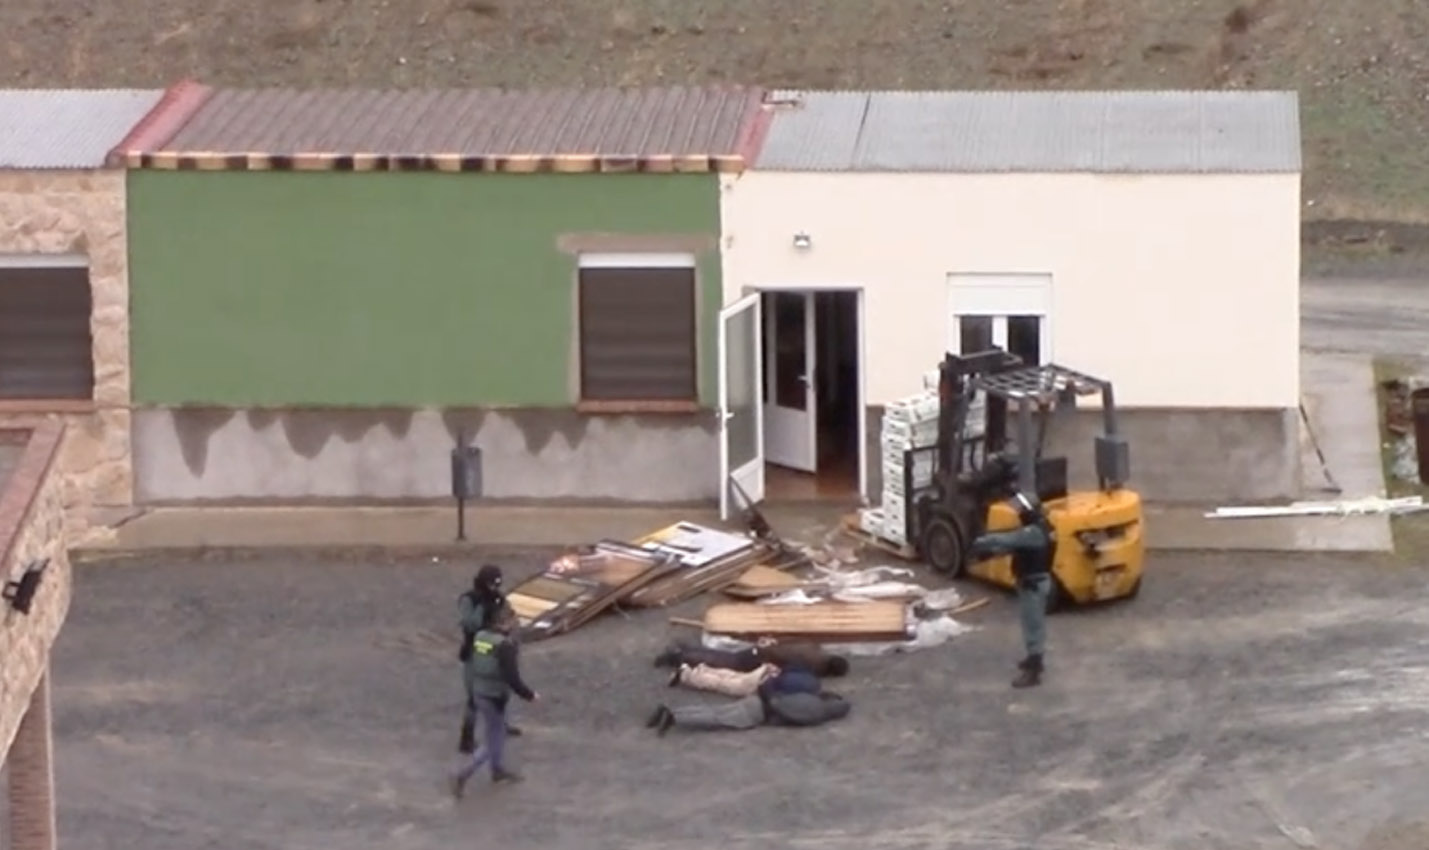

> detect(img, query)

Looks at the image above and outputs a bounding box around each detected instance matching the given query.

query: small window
[1007,315,1042,365]
[0,263,94,401]
[958,315,994,354]
[578,266,697,402]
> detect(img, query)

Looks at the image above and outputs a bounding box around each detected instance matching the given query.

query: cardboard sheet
[703,600,911,642]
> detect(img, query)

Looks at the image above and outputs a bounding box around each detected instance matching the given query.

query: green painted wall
[128,171,723,407]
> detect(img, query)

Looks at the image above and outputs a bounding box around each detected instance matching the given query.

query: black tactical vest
[1011,515,1055,579]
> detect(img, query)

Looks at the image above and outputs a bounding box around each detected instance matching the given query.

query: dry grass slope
[4,0,1429,224]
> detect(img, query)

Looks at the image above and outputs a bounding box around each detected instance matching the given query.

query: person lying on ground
[645,682,852,737]
[668,656,825,698]
[653,638,851,678]
[669,661,779,698]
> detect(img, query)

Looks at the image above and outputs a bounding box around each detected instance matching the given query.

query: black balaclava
[474,564,503,597]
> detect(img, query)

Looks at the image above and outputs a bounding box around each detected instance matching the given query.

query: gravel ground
[17,548,1429,850]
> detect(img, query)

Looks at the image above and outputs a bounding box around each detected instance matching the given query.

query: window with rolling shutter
[578,266,697,402]
[0,265,95,401]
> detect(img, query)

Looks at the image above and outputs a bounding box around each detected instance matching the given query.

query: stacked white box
[857,506,886,537]
[875,389,942,544]
[868,385,992,544]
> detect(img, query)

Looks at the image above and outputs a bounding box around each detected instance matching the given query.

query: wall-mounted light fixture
[792,232,812,250]
[3,558,49,616]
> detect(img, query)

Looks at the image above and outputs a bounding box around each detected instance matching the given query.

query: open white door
[719,293,765,520]
[763,291,818,472]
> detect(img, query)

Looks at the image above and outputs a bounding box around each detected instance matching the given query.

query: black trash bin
[450,446,483,500]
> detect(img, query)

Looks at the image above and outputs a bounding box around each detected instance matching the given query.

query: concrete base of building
[132,406,720,504]
[864,405,1302,504]
[134,403,1303,506]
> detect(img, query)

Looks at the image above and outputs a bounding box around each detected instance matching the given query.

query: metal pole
[1017,400,1036,496]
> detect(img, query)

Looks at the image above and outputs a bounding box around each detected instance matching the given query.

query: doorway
[759,289,863,502]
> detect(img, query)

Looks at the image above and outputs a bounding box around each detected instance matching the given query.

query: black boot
[655,706,676,738]
[1012,654,1043,689]
[645,705,668,728]
[491,767,524,784]
[667,668,683,688]
[653,644,682,669]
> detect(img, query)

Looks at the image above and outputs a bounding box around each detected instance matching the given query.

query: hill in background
[6,0,1429,264]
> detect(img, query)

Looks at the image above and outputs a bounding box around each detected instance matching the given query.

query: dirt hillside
[5,0,1429,229]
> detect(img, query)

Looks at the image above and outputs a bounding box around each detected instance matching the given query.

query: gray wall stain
[334,414,376,444]
[247,409,418,447]
[281,412,336,459]
[172,408,237,475]
[515,411,590,455]
[441,409,491,445]
[375,409,414,439]
[133,406,719,503]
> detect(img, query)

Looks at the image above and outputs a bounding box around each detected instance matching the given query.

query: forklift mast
[969,359,1132,494]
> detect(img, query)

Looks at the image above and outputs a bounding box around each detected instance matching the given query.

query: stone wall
[0,170,134,542]
[0,421,70,760]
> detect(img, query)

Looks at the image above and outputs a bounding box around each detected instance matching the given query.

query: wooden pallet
[839,513,920,561]
[704,600,912,643]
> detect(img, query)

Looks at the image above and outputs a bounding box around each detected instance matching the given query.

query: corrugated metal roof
[152,87,761,157]
[0,89,165,169]
[755,90,1302,174]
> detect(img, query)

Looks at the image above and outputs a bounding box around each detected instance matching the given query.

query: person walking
[457,565,520,751]
[450,608,538,798]
[968,490,1057,689]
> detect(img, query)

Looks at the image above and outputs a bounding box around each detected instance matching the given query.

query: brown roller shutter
[578,267,697,402]
[0,265,95,400]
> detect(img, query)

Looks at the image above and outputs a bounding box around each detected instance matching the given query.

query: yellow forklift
[903,349,1146,609]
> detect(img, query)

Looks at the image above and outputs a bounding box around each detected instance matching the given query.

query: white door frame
[718,293,765,520]
[742,283,870,504]
[763,290,818,472]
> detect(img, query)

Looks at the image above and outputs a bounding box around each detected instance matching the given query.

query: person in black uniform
[457,565,520,752]
[450,608,538,798]
[969,490,1057,688]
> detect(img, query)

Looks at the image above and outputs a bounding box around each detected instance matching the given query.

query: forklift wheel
[921,516,965,577]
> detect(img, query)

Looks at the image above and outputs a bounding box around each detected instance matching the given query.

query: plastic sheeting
[755,565,967,610]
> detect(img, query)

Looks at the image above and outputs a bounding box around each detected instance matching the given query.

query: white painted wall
[719,171,1300,408]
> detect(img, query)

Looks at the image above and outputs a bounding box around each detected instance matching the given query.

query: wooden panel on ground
[506,593,562,621]
[722,564,809,599]
[509,542,677,641]
[623,521,785,607]
[703,600,912,643]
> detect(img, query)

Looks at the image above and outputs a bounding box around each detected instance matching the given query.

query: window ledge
[577,399,702,415]
[0,399,98,414]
